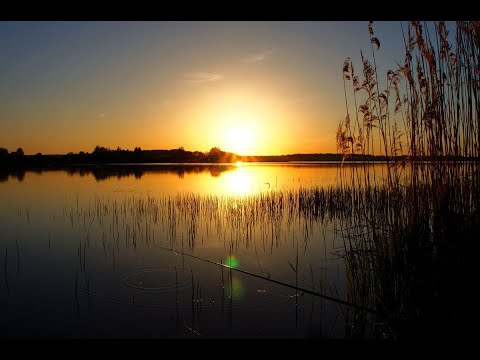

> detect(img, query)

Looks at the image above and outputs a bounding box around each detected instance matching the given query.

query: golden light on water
[224,169,254,196]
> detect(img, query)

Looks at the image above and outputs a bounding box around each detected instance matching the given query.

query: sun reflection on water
[222,168,256,196]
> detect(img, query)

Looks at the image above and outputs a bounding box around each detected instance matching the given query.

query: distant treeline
[1,145,477,171]
[0,146,237,167]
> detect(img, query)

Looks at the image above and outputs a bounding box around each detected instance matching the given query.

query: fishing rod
[155,244,379,315]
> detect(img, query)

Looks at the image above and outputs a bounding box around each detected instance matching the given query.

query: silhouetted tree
[15,148,24,156]
[0,147,8,159]
[207,147,226,162]
[93,145,109,154]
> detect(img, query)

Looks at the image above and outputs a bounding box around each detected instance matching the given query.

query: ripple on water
[75,267,194,309]
[121,267,191,292]
[76,268,317,312]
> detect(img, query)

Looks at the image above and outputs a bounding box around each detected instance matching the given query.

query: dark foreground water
[0,163,386,339]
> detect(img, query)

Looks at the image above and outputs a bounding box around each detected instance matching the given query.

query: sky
[0,21,407,155]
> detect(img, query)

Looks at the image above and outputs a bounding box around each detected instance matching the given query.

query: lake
[0,163,386,339]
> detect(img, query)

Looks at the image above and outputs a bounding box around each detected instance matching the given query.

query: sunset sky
[0,21,407,155]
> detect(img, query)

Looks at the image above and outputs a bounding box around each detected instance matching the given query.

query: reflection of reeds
[155,244,376,313]
[59,186,357,260]
[175,266,179,336]
[337,21,480,340]
[15,239,19,273]
[49,177,399,337]
[4,248,9,296]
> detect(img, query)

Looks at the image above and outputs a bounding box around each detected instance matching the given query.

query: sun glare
[226,126,254,155]
[210,94,274,155]
[224,169,253,195]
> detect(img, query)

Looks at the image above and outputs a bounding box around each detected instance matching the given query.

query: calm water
[0,163,385,339]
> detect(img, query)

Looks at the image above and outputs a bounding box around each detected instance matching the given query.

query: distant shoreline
[1,147,479,175]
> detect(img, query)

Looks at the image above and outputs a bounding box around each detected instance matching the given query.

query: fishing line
[154,244,379,314]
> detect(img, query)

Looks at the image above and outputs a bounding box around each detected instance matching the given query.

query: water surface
[0,163,384,338]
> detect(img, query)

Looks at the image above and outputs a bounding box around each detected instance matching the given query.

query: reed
[337,21,480,340]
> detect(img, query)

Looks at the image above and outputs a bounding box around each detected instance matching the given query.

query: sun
[225,125,254,155]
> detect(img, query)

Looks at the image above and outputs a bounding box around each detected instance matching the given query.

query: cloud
[183,72,224,83]
[242,49,273,64]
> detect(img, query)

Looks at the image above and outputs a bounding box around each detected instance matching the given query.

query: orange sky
[0,21,405,155]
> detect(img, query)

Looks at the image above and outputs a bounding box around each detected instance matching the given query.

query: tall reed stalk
[337,21,480,340]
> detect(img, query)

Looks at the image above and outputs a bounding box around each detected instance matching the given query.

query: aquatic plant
[337,21,480,340]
